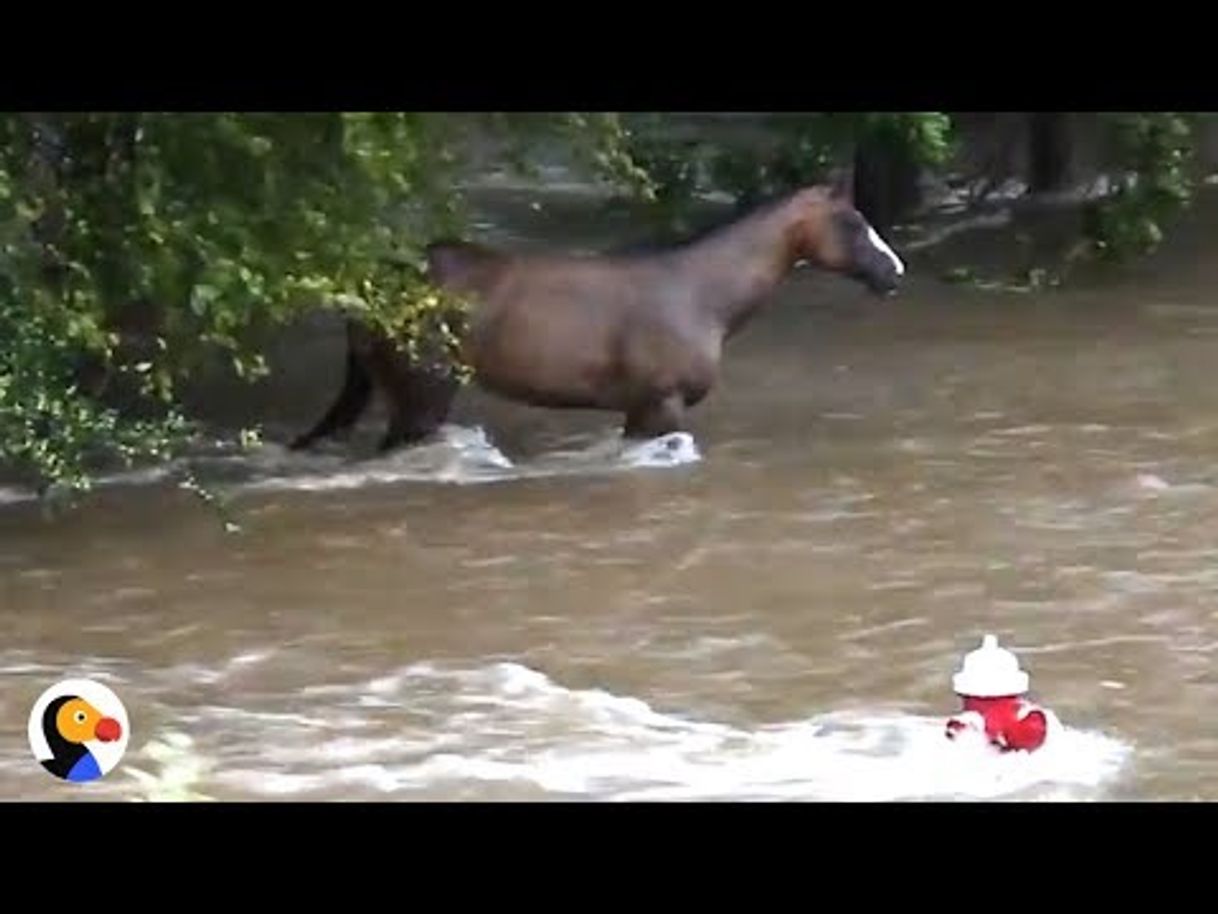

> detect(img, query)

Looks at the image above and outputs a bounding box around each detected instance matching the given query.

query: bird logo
[28,679,130,783]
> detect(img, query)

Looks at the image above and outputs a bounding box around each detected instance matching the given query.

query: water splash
[240,426,516,492]
[0,425,703,506]
[123,731,214,802]
[204,661,1130,802]
[0,486,36,506]
[238,426,702,492]
[620,433,701,467]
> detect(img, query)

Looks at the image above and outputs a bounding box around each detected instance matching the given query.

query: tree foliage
[618,113,953,228]
[1085,113,1199,260]
[0,112,643,498]
[1,111,1212,502]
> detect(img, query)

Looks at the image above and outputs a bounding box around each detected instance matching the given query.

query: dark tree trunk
[852,130,922,234]
[1028,112,1073,193]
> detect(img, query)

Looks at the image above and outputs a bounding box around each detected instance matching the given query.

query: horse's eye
[837,211,865,232]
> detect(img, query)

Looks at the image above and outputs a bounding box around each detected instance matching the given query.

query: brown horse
[291,178,905,452]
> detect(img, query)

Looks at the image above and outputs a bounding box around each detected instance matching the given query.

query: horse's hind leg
[624,394,685,440]
[290,351,373,450]
[379,370,461,452]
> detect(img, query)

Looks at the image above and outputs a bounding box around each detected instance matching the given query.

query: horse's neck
[675,204,799,335]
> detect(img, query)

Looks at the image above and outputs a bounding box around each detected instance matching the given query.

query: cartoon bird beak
[94,717,122,742]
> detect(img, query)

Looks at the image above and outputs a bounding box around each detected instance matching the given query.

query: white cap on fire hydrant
[952,634,1030,697]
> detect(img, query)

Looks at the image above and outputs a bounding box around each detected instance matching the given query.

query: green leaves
[860,113,954,167]
[1,113,457,496]
[1086,113,1201,262]
[0,112,614,499]
[604,113,957,221]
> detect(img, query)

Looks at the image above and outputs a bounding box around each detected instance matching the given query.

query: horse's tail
[289,343,374,451]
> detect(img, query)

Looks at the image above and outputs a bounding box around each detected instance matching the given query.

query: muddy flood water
[5,183,1218,802]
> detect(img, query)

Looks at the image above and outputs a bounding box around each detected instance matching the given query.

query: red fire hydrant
[945,634,1052,753]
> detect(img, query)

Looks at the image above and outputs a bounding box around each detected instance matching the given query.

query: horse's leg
[289,351,373,450]
[379,370,461,453]
[623,393,685,440]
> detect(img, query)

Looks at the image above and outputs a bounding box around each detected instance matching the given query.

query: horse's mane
[422,185,817,268]
[603,189,800,259]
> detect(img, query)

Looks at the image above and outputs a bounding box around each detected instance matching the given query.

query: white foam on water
[620,432,701,468]
[239,425,700,492]
[1136,473,1171,492]
[239,426,517,492]
[205,661,1131,802]
[0,486,36,506]
[124,730,214,802]
[0,426,703,507]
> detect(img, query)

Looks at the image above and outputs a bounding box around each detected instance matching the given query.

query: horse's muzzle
[862,272,902,297]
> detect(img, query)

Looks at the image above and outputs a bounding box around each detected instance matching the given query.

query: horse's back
[425,240,508,294]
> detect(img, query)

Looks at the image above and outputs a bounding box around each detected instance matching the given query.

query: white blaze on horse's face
[833,210,906,296]
[865,224,905,277]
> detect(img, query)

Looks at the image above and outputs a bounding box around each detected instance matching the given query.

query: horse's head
[785,176,906,296]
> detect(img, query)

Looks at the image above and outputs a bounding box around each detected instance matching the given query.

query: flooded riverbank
[5,182,1218,801]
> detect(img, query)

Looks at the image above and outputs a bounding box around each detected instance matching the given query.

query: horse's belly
[474,362,615,409]
[470,329,619,409]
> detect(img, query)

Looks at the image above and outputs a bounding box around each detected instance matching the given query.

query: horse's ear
[826,165,855,202]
